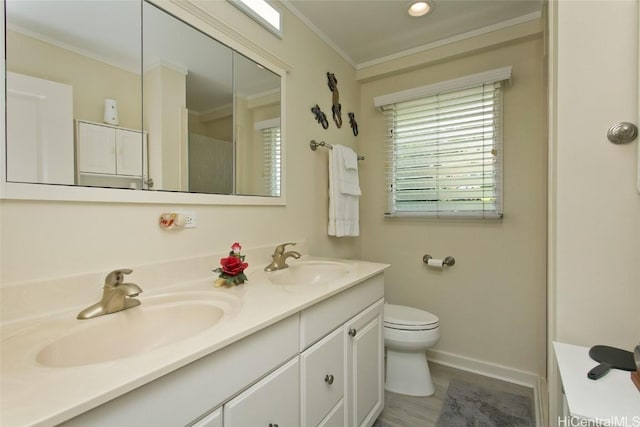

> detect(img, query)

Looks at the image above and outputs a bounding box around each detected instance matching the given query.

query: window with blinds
[262,126,281,196]
[376,68,509,219]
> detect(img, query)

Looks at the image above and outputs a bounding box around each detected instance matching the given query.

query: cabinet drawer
[301,273,384,350]
[224,357,300,427]
[301,328,344,427]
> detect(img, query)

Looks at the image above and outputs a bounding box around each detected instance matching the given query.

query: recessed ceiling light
[408,0,433,17]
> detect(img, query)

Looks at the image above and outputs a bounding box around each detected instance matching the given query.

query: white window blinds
[376,68,509,219]
[262,126,281,196]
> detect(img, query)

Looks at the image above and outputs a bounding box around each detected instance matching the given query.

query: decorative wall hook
[348,112,358,136]
[311,104,329,129]
[327,72,342,128]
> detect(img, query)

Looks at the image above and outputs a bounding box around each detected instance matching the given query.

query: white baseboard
[426,349,547,427]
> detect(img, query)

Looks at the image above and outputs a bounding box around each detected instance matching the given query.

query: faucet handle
[104,269,133,287]
[275,242,296,254]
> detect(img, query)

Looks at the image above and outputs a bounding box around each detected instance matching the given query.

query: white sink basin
[267,260,352,285]
[34,291,240,368]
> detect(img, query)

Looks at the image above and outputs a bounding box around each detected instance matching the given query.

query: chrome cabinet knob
[607,122,638,144]
[324,374,334,385]
[348,328,357,337]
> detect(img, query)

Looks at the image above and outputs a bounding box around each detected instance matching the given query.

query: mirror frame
[0,0,288,206]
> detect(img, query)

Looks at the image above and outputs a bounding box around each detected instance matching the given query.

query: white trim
[0,181,286,205]
[359,11,541,70]
[167,0,293,73]
[279,2,539,70]
[254,118,281,131]
[6,23,140,76]
[279,0,357,68]
[427,349,545,427]
[143,58,189,76]
[427,349,540,388]
[227,0,283,39]
[374,66,512,108]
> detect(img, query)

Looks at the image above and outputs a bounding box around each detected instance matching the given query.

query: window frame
[375,67,511,219]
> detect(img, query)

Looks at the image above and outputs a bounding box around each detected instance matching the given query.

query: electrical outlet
[178,211,197,228]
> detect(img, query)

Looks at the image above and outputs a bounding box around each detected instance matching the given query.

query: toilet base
[384,349,434,396]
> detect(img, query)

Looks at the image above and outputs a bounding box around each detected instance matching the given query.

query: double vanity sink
[1,253,387,426]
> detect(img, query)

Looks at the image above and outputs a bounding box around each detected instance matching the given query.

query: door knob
[348,328,357,337]
[324,374,334,384]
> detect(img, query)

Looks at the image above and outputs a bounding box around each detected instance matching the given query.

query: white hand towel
[333,144,361,196]
[328,145,360,237]
[342,147,359,170]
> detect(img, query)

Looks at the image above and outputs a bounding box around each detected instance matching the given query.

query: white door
[6,72,74,184]
[550,0,640,424]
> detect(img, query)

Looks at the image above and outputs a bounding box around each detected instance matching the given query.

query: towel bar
[310,140,364,160]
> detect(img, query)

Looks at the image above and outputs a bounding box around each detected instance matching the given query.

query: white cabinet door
[192,407,222,427]
[116,129,143,176]
[301,328,344,427]
[78,122,116,174]
[318,401,344,427]
[78,122,144,178]
[224,357,299,427]
[345,299,384,427]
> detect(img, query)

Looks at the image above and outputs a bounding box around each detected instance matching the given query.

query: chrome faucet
[77,269,143,319]
[264,242,301,272]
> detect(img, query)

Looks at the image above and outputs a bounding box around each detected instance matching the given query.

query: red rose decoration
[214,242,249,286]
[220,256,248,275]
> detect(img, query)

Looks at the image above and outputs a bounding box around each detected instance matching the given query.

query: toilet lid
[384,304,439,328]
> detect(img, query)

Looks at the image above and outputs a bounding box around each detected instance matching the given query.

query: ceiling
[283,0,543,67]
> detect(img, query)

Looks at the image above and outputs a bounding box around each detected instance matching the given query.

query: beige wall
[359,35,547,377]
[7,31,141,130]
[0,0,360,284]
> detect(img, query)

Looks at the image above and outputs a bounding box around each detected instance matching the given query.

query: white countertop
[1,254,388,427]
[553,341,640,424]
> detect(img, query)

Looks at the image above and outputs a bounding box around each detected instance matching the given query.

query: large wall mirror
[4,0,282,200]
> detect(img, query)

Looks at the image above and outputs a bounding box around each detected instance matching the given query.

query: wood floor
[376,363,535,427]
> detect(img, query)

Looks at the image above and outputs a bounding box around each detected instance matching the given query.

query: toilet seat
[384,304,439,331]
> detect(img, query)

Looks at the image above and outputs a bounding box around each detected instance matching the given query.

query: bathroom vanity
[0,249,388,427]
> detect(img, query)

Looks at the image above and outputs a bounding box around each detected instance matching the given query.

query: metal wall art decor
[327,72,342,128]
[311,104,329,129]
[348,112,358,136]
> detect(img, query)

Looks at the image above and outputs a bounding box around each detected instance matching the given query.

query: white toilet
[383,303,440,396]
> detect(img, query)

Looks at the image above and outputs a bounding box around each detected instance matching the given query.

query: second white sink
[267,260,352,285]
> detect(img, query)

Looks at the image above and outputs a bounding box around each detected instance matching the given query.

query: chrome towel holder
[310,140,364,160]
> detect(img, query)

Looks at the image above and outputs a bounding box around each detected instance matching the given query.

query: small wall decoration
[311,104,329,129]
[348,112,359,136]
[327,72,342,128]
